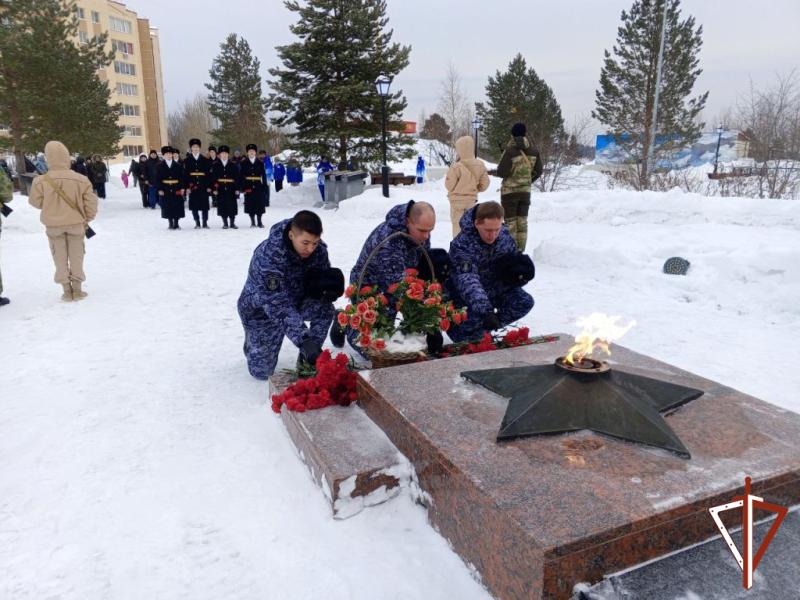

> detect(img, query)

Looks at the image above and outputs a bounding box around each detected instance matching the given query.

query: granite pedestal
[270,374,407,519]
[357,335,800,599]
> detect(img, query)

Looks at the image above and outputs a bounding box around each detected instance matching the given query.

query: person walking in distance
[493,122,542,251]
[28,141,98,301]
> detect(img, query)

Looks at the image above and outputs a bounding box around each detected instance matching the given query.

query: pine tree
[0,0,122,174]
[593,0,708,189]
[420,113,451,144]
[269,0,413,167]
[475,54,564,163]
[205,34,270,151]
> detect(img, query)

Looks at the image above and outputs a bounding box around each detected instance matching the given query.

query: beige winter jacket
[29,141,97,227]
[444,136,490,203]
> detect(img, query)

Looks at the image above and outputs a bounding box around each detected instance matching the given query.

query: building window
[122,145,144,157]
[114,61,136,76]
[116,83,138,96]
[124,126,143,137]
[91,11,100,23]
[75,7,85,19]
[122,104,141,117]
[109,16,132,34]
[112,39,134,55]
[79,31,89,44]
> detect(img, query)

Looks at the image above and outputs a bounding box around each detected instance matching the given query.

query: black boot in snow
[329,315,345,348]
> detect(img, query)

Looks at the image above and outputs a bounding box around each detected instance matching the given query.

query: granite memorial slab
[357,335,800,599]
[270,374,407,519]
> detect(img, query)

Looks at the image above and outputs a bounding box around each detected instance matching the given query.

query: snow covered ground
[2,172,799,599]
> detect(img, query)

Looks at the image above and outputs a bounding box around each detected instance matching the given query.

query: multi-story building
[73,0,167,164]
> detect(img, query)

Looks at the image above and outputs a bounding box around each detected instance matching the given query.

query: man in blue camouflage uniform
[237,210,342,380]
[342,200,436,354]
[447,201,535,343]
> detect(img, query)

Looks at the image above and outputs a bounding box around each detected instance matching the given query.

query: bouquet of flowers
[272,350,358,413]
[338,268,467,354]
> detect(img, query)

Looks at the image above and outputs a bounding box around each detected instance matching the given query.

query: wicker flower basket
[367,348,428,369]
[355,232,436,370]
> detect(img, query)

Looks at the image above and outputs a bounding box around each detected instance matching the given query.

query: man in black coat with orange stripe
[211,145,240,229]
[157,146,185,230]
[184,138,213,229]
[240,143,267,228]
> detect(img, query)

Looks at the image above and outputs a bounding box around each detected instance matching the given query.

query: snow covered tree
[593,0,708,189]
[205,34,271,151]
[475,54,564,163]
[0,0,122,175]
[268,0,413,167]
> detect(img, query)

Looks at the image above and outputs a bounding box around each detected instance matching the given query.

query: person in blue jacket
[316,156,334,203]
[260,151,274,182]
[446,201,535,342]
[416,156,425,183]
[273,160,286,192]
[237,210,344,379]
[338,201,436,355]
[286,158,303,185]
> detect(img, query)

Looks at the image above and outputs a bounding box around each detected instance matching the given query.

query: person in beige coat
[29,141,98,301]
[444,135,490,237]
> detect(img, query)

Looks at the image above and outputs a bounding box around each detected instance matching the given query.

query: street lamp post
[714,125,724,174]
[472,116,482,158]
[375,74,393,198]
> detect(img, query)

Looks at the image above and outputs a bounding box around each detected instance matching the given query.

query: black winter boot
[329,314,345,348]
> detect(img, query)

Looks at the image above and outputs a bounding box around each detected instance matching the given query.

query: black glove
[417,248,452,283]
[304,268,345,302]
[493,253,535,286]
[329,316,345,348]
[483,313,501,331]
[299,339,322,366]
[426,331,443,354]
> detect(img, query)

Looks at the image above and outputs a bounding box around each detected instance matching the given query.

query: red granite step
[269,373,408,519]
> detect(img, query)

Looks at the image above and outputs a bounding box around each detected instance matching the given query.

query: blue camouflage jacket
[350,201,430,291]
[238,219,331,346]
[447,205,520,318]
[273,163,286,180]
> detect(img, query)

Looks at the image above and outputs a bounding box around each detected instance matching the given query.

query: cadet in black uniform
[184,138,213,229]
[208,146,219,208]
[240,143,268,228]
[211,145,240,229]
[157,146,186,230]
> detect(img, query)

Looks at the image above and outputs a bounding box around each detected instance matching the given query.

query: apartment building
[73,0,168,164]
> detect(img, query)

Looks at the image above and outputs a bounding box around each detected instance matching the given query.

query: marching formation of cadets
[131,139,279,230]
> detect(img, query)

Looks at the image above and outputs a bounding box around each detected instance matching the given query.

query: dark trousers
[192,209,208,225]
[275,179,284,192]
[139,183,149,207]
[95,181,106,199]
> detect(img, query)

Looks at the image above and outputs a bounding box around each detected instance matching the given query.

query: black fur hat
[189,138,201,148]
[246,143,257,152]
[304,268,345,303]
[218,145,230,154]
[493,253,535,286]
[511,122,527,137]
[417,248,452,283]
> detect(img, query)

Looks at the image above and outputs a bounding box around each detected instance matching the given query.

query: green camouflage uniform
[0,171,13,296]
[495,136,542,251]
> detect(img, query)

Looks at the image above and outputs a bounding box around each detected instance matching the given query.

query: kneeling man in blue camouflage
[447,201,534,342]
[238,210,343,379]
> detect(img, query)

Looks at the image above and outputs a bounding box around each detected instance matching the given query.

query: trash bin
[19,173,36,197]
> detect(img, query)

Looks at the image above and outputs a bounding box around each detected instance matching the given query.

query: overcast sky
[126,0,799,138]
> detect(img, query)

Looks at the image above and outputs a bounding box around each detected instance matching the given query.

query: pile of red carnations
[439,327,551,357]
[271,350,357,413]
